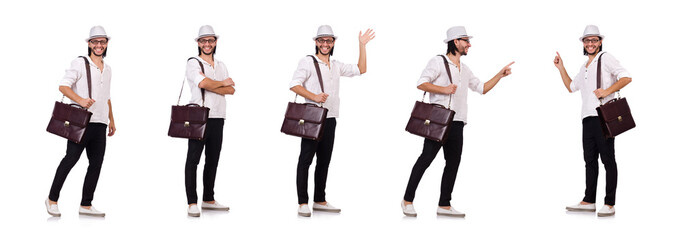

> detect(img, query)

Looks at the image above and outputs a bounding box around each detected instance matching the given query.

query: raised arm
[482,61,514,94]
[554,52,573,92]
[357,29,375,74]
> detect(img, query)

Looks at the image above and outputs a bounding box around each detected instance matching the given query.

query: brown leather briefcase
[405,55,456,142]
[281,102,328,141]
[594,53,636,138]
[281,55,327,141]
[46,56,93,144]
[168,57,210,140]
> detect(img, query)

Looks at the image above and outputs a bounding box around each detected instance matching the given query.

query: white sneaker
[188,204,200,217]
[201,201,230,211]
[45,199,61,217]
[298,204,311,217]
[436,206,465,217]
[597,205,615,217]
[566,202,596,212]
[312,202,341,213]
[401,201,417,217]
[79,206,105,217]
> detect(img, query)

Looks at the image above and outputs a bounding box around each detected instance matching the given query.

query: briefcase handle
[419,55,454,109]
[292,55,326,107]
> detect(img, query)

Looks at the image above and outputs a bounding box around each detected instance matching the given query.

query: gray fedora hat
[313,25,338,40]
[443,26,473,43]
[579,25,605,41]
[85,26,110,42]
[195,25,219,41]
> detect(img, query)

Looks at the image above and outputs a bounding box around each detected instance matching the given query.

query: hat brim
[195,35,219,41]
[579,34,604,42]
[313,35,337,41]
[85,35,110,42]
[443,35,473,43]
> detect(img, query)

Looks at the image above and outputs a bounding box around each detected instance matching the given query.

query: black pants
[582,116,617,206]
[296,118,337,204]
[185,118,224,205]
[404,121,464,207]
[48,123,107,206]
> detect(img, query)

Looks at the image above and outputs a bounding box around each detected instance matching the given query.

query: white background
[1,0,680,239]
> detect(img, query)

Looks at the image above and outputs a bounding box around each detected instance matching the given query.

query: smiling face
[582,36,602,56]
[88,37,108,57]
[455,37,471,56]
[315,37,335,56]
[197,36,217,56]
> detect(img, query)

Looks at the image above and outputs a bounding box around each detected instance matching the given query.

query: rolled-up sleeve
[466,66,484,94]
[290,58,310,89]
[339,62,361,77]
[417,57,439,87]
[603,53,631,80]
[186,59,205,88]
[59,58,83,87]
[570,72,581,92]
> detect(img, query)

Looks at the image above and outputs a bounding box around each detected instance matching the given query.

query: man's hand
[359,29,375,46]
[312,93,330,103]
[593,88,609,99]
[554,52,565,70]
[441,84,457,94]
[223,77,235,87]
[108,121,116,136]
[498,61,515,78]
[77,98,95,108]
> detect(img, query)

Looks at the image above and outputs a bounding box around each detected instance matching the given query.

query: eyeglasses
[198,38,216,44]
[89,39,108,45]
[316,38,335,44]
[582,38,601,44]
[457,38,470,43]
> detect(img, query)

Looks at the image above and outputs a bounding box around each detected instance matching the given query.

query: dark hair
[446,40,458,55]
[583,37,603,56]
[315,46,334,56]
[197,46,217,56]
[87,47,107,58]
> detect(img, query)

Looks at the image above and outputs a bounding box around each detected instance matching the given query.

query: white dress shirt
[59,56,112,125]
[289,55,361,118]
[417,55,484,123]
[570,52,631,119]
[186,57,229,119]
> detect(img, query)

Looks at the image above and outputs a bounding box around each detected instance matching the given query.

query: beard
[198,46,216,56]
[458,48,467,56]
[88,46,107,57]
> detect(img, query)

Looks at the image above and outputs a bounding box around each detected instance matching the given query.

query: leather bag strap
[293,55,326,107]
[78,56,92,99]
[308,55,325,92]
[178,57,207,106]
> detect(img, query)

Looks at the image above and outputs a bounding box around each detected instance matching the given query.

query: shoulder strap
[439,55,454,84]
[426,55,453,109]
[596,52,605,91]
[78,56,92,99]
[177,57,207,106]
[308,55,324,92]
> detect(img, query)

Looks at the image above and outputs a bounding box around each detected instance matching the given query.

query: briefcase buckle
[64,121,70,127]
[299,119,305,125]
[184,121,190,127]
[617,116,623,122]
[424,120,430,126]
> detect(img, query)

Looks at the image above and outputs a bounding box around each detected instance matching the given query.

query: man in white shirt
[554,25,631,217]
[401,26,514,217]
[184,25,235,217]
[46,26,116,217]
[289,25,375,217]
